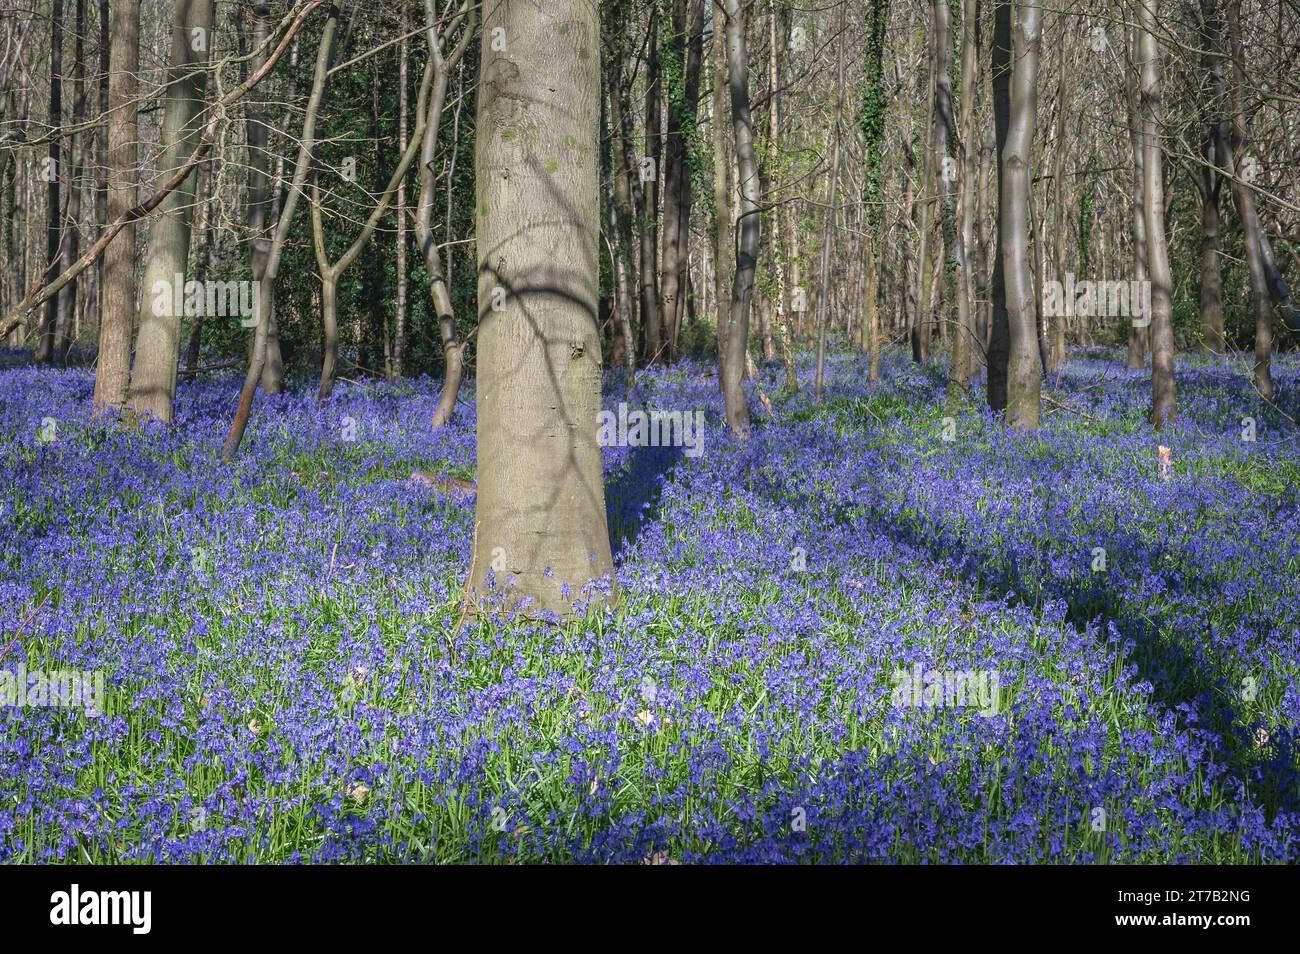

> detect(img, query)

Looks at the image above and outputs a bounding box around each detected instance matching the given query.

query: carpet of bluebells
[2,347,1298,863]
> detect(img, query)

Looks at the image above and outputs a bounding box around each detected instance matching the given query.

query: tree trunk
[604,7,640,370]
[36,0,65,364]
[185,161,214,370]
[394,7,409,380]
[1139,0,1176,425]
[1226,0,1271,399]
[130,0,215,421]
[1000,0,1041,429]
[418,0,475,429]
[313,59,434,401]
[951,0,978,391]
[712,19,733,387]
[640,18,663,362]
[769,1,798,390]
[1198,0,1225,353]
[55,0,88,365]
[986,0,1012,411]
[720,0,756,436]
[465,0,616,618]
[1124,27,1149,371]
[221,4,337,461]
[660,0,704,362]
[243,1,280,391]
[1046,22,1067,374]
[813,7,846,403]
[93,0,139,412]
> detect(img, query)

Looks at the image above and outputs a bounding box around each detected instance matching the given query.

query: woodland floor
[1,349,1298,862]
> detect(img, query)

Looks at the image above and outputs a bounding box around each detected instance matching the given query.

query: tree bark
[660,0,704,362]
[418,0,475,429]
[720,0,756,436]
[640,17,663,362]
[1139,0,1176,425]
[1197,0,1225,353]
[92,0,139,412]
[35,0,65,364]
[985,0,1012,411]
[313,59,434,400]
[951,0,978,391]
[1225,0,1271,398]
[242,1,283,394]
[813,6,846,403]
[55,0,88,365]
[220,4,336,461]
[769,0,797,390]
[1124,26,1150,371]
[129,0,215,421]
[465,0,616,618]
[1000,0,1041,429]
[394,5,409,380]
[712,17,732,387]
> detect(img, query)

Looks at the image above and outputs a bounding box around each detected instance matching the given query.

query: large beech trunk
[465,0,616,618]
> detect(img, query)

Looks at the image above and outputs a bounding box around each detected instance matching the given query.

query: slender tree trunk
[466,0,616,618]
[986,0,1012,411]
[1124,27,1150,371]
[863,0,888,383]
[1000,0,1041,428]
[720,0,756,435]
[912,3,939,364]
[660,0,703,362]
[1225,0,1271,398]
[242,1,281,391]
[92,0,109,333]
[951,0,978,391]
[394,7,409,380]
[221,5,337,460]
[605,87,637,376]
[604,9,640,369]
[1198,0,1225,353]
[712,19,733,387]
[185,160,214,370]
[768,1,797,390]
[1046,22,1067,373]
[313,60,434,401]
[36,0,65,364]
[130,0,215,421]
[975,119,993,361]
[813,9,845,403]
[93,0,139,411]
[639,18,663,362]
[418,0,475,429]
[55,0,88,365]
[1139,0,1176,425]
